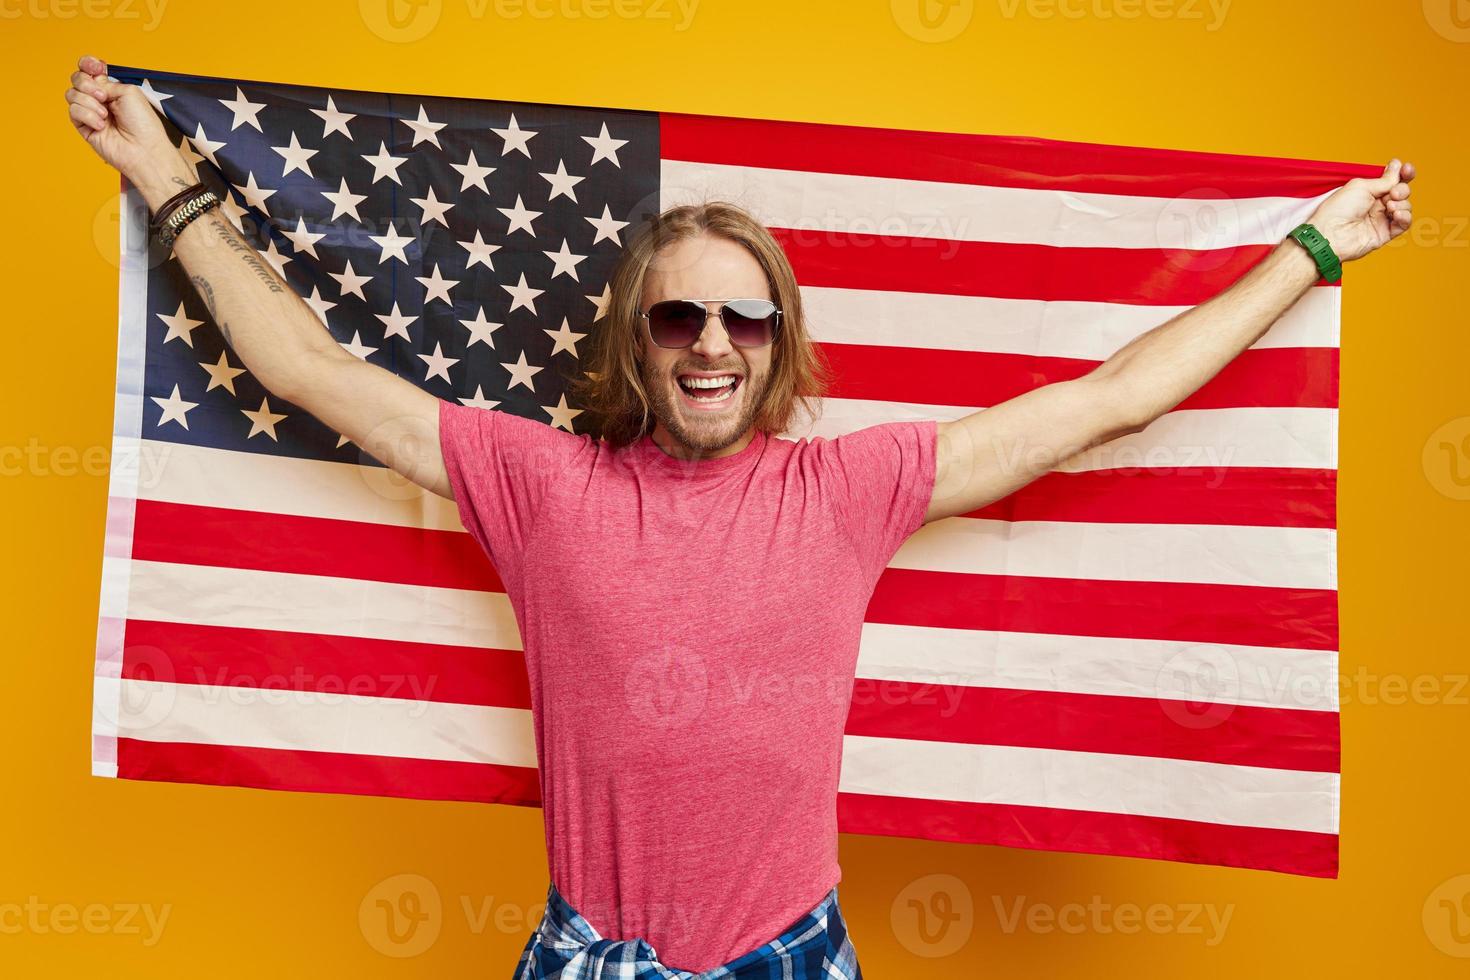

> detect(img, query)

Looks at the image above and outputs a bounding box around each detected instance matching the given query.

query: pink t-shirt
[438,398,937,971]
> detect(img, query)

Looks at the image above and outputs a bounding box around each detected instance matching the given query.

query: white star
[417,341,460,383]
[450,149,496,193]
[491,112,537,157]
[302,284,337,324]
[587,283,613,320]
[544,316,587,358]
[233,171,277,214]
[242,397,288,440]
[369,223,414,264]
[586,204,630,246]
[310,94,356,139]
[459,385,500,411]
[220,85,266,132]
[375,301,418,342]
[401,104,447,149]
[415,262,459,305]
[458,229,501,271]
[502,351,544,392]
[542,394,584,432]
[340,329,378,361]
[150,383,197,429]
[458,307,503,349]
[271,131,318,178]
[330,259,373,301]
[539,159,584,203]
[582,122,628,167]
[282,216,326,260]
[410,185,455,227]
[139,78,172,113]
[542,238,588,280]
[260,236,292,278]
[321,176,368,222]
[501,273,544,314]
[185,122,225,168]
[158,301,205,347]
[361,141,409,185]
[498,194,542,237]
[199,351,246,395]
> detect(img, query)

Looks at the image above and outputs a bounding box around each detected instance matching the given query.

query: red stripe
[869,569,1338,651]
[121,619,531,709]
[836,792,1338,877]
[846,681,1339,773]
[131,499,503,592]
[774,227,1336,307]
[970,467,1336,529]
[662,112,1375,199]
[822,343,1338,410]
[115,738,541,806]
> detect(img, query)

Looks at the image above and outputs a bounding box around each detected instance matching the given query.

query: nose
[688,305,734,359]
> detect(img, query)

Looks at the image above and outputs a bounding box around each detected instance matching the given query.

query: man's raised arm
[67,55,453,500]
[923,159,1416,524]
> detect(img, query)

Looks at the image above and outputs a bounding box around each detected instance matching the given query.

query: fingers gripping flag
[93,63,1375,878]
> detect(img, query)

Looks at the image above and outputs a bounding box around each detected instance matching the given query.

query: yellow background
[4,0,1468,975]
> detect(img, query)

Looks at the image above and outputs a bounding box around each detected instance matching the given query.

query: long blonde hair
[566,201,831,447]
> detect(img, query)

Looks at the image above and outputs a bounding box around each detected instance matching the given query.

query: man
[67,53,1413,977]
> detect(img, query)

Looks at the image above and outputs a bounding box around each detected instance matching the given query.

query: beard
[640,358,769,456]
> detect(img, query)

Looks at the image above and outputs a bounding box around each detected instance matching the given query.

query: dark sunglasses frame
[635,298,783,349]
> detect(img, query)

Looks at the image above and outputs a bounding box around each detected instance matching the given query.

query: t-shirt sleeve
[810,419,938,588]
[438,398,592,582]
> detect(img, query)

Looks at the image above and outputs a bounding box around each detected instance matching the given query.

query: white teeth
[678,374,737,389]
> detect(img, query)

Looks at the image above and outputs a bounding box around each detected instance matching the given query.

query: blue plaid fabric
[513,881,863,979]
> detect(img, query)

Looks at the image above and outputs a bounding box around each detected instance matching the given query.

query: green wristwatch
[1287,223,1343,284]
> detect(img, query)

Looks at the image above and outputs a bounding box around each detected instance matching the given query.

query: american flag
[93,63,1371,878]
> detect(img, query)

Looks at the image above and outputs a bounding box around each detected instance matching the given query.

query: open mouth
[676,372,743,409]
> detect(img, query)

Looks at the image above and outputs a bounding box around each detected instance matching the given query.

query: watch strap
[1288,222,1343,284]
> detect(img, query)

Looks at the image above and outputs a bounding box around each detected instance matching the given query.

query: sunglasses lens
[721,299,778,347]
[646,300,707,348]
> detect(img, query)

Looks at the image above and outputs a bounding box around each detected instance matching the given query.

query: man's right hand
[66,55,176,184]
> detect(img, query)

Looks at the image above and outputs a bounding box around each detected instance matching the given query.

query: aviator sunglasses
[636,298,782,349]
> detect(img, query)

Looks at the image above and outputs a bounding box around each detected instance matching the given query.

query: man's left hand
[1306,158,1416,263]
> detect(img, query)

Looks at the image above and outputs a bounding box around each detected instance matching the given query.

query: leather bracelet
[157,190,221,251]
[149,180,208,238]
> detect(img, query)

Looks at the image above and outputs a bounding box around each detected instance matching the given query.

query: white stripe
[855,623,1338,712]
[839,735,1338,834]
[107,677,1333,834]
[662,159,1330,250]
[111,678,538,768]
[897,518,1335,590]
[793,400,1339,472]
[137,438,464,532]
[802,284,1339,360]
[111,557,523,650]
